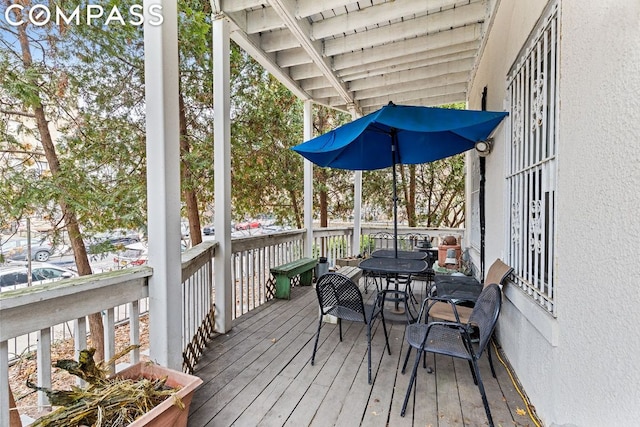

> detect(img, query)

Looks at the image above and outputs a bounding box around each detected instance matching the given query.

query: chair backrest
[468,284,502,356]
[316,272,365,318]
[484,259,514,287]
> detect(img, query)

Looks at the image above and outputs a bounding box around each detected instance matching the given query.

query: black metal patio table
[359,257,428,323]
[371,249,428,260]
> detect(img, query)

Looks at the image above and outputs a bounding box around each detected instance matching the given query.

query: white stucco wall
[468,1,640,426]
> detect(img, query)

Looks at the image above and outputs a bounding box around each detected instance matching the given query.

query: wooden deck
[188,278,532,427]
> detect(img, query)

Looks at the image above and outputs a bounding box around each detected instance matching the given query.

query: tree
[229,52,305,226]
[177,0,215,246]
[1,0,107,359]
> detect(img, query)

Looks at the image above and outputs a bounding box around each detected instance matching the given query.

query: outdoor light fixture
[475,139,493,156]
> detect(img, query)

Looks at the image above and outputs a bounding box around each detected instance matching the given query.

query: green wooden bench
[270,257,318,299]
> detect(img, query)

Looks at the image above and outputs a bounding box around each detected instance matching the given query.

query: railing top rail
[231,229,306,252]
[312,227,354,237]
[0,267,151,341]
[182,241,217,282]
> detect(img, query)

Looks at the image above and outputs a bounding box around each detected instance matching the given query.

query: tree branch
[0,109,36,118]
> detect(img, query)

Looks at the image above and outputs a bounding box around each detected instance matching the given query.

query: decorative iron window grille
[506,2,559,316]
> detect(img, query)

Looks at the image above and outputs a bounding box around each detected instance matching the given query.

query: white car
[113,242,148,268]
[0,262,77,292]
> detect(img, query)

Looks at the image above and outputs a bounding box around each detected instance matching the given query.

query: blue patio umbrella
[292,102,508,257]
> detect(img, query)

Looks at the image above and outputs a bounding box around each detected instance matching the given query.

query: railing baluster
[1,340,9,427]
[37,327,51,410]
[103,308,115,374]
[74,317,87,387]
[129,301,140,364]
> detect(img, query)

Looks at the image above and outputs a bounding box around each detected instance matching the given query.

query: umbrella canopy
[292,103,508,257]
[292,103,508,170]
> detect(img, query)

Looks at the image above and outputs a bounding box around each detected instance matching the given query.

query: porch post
[348,104,362,256]
[303,100,314,258]
[213,16,233,333]
[353,171,362,255]
[143,0,182,370]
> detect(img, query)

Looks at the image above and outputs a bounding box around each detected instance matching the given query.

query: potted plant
[28,347,202,427]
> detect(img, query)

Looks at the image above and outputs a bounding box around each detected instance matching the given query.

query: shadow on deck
[188,279,533,426]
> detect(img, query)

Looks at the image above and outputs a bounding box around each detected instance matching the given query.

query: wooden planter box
[116,362,203,427]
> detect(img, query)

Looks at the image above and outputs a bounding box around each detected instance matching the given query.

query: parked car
[234,220,261,231]
[202,224,215,236]
[87,229,140,254]
[0,236,53,262]
[0,262,77,292]
[113,242,148,268]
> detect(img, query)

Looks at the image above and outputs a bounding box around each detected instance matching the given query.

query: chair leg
[487,336,497,378]
[379,314,391,355]
[401,346,412,373]
[404,291,417,324]
[401,347,423,417]
[338,318,343,341]
[311,317,323,365]
[407,280,418,304]
[467,360,478,384]
[367,323,373,384]
[471,358,495,427]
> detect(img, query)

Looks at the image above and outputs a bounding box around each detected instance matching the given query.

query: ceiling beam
[357,81,469,107]
[352,75,469,106]
[338,43,479,80]
[327,91,466,113]
[347,59,475,92]
[220,0,266,14]
[266,0,359,113]
[290,44,478,81]
[311,0,479,40]
[224,17,312,101]
[322,2,486,56]
[276,47,313,68]
[332,25,482,70]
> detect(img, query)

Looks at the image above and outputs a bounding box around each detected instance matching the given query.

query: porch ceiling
[215,0,495,116]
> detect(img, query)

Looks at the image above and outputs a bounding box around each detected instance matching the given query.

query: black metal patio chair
[400,283,503,426]
[311,272,391,384]
[428,259,513,377]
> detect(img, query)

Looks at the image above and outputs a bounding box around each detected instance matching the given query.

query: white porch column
[143,0,182,370]
[213,16,233,333]
[353,171,362,255]
[348,105,362,256]
[303,100,314,257]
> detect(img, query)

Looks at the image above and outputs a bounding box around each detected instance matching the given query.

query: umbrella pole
[392,131,398,258]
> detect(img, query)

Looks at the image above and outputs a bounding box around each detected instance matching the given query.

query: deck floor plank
[190,280,531,426]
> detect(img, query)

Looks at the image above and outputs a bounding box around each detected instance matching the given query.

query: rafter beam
[312,0,479,40]
[266,0,358,112]
[224,16,312,101]
[322,2,486,56]
[347,58,475,92]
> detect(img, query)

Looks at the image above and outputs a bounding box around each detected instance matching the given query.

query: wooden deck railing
[0,226,464,425]
[231,230,306,318]
[0,267,152,426]
[0,243,217,426]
